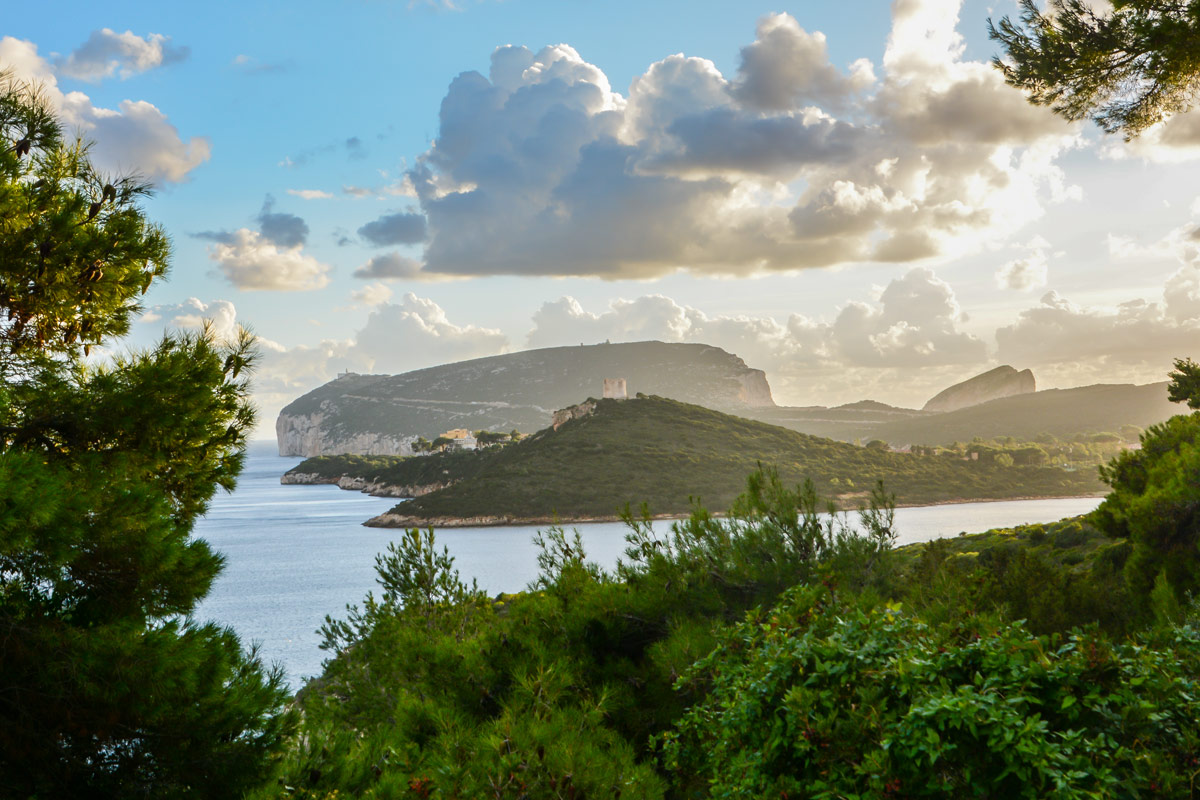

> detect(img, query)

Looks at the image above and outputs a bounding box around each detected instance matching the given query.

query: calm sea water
[194,442,1103,690]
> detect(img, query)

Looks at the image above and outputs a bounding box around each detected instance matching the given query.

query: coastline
[362,492,1108,529]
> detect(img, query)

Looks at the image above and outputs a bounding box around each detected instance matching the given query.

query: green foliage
[1169,356,1200,409]
[892,516,1135,636]
[289,447,492,490]
[1094,412,1200,606]
[0,71,291,797]
[380,395,1104,524]
[0,71,168,364]
[990,0,1200,137]
[268,469,900,798]
[663,584,1200,798]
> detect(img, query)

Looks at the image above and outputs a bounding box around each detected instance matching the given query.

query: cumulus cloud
[0,37,209,184]
[357,210,428,246]
[527,267,986,404]
[400,1,1075,279]
[353,252,425,280]
[997,209,1200,383]
[349,283,394,307]
[350,293,509,371]
[1107,211,1200,323]
[995,291,1194,383]
[56,28,188,82]
[731,13,873,111]
[199,196,329,290]
[995,237,1050,291]
[141,297,240,343]
[207,229,330,291]
[252,293,510,423]
[256,195,309,247]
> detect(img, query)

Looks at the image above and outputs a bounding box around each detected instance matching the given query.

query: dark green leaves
[990,0,1200,137]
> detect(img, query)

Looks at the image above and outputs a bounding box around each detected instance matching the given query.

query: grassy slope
[382,396,1105,522]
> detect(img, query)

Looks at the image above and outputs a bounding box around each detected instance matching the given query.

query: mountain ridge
[276,341,774,456]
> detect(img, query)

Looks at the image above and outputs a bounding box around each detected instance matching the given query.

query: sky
[6,0,1200,434]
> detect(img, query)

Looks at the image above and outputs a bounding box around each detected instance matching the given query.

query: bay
[194,442,1104,690]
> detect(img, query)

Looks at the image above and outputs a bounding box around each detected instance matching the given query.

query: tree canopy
[989,0,1200,137]
[0,70,291,797]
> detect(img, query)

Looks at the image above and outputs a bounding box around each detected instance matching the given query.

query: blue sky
[7,0,1200,431]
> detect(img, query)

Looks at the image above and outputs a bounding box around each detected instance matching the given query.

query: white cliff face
[276,412,419,457]
[735,370,775,407]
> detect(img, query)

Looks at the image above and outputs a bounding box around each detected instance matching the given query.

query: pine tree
[0,70,293,797]
[990,0,1200,137]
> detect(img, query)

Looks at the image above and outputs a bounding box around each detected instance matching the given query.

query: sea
[194,442,1105,690]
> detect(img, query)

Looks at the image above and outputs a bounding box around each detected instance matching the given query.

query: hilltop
[923,365,1036,412]
[334,395,1105,527]
[276,341,773,457]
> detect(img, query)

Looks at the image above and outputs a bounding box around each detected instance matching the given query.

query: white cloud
[251,293,510,425]
[349,293,509,373]
[134,293,509,432]
[287,189,333,200]
[995,291,1194,385]
[206,229,331,291]
[731,13,873,111]
[1101,113,1200,163]
[144,297,240,343]
[526,267,986,404]
[0,37,209,184]
[349,282,394,308]
[402,2,1077,279]
[995,237,1050,291]
[56,28,188,82]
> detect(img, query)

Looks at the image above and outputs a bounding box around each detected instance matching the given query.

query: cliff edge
[276,341,776,457]
[923,366,1036,414]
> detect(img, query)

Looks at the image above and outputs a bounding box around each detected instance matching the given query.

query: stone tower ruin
[603,377,628,399]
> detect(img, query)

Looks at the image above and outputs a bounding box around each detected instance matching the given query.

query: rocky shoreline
[280,471,448,499]
[362,511,688,528]
[360,492,1107,529]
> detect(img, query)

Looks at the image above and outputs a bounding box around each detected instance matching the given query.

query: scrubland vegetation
[260,372,1200,797]
[291,396,1107,524]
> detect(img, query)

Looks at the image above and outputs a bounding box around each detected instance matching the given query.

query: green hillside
[288,449,492,488]
[748,381,1175,445]
[367,395,1104,524]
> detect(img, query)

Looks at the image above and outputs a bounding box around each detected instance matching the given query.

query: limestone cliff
[276,341,777,457]
[276,409,420,457]
[923,366,1037,414]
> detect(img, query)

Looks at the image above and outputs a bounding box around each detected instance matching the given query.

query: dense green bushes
[262,458,1200,799]
[264,373,1200,799]
[665,584,1200,799]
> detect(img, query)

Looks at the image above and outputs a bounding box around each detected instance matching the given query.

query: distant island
[284,395,1107,527]
[276,341,773,457]
[277,341,1179,459]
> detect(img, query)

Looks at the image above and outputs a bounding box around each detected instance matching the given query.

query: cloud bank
[390,1,1078,279]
